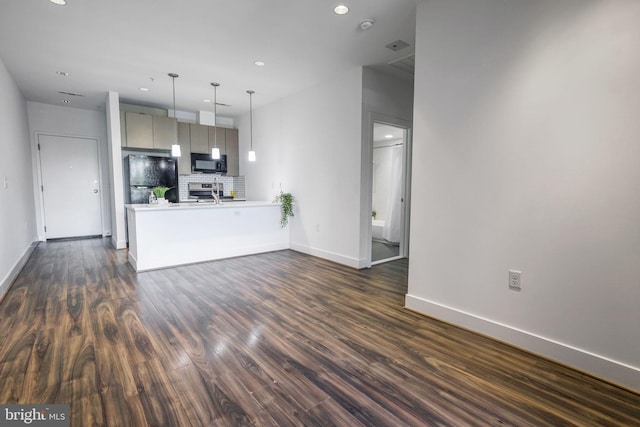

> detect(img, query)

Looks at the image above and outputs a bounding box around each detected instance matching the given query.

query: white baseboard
[357,257,371,269]
[290,242,360,269]
[127,251,138,272]
[111,235,127,250]
[0,241,38,304]
[405,294,640,393]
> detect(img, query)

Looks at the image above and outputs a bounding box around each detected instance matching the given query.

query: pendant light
[211,82,221,160]
[247,90,256,162]
[169,73,181,157]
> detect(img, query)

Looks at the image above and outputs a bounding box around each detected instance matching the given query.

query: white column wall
[408,0,640,390]
[27,101,111,240]
[0,57,37,300]
[237,67,364,267]
[105,92,126,249]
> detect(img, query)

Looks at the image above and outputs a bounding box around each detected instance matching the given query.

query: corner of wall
[111,236,127,250]
[105,92,126,249]
[0,242,38,304]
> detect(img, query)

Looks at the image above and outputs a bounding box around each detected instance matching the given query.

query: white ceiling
[0,0,416,119]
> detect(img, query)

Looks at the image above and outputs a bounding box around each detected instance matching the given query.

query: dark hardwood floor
[0,238,638,426]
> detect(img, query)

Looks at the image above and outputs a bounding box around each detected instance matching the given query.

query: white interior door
[39,134,102,239]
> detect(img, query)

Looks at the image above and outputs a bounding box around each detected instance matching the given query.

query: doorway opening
[371,122,409,265]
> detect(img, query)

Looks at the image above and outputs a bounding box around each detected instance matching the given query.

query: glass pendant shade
[248,150,256,162]
[211,147,221,159]
[171,144,181,157]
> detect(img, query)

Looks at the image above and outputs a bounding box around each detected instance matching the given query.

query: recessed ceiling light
[203,99,212,103]
[254,61,265,67]
[62,99,71,103]
[385,134,393,139]
[56,71,69,76]
[334,5,349,15]
[139,87,149,92]
[49,0,67,5]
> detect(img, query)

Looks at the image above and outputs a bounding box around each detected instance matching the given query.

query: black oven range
[188,182,223,201]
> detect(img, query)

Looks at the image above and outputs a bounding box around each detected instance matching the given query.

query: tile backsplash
[178,174,246,200]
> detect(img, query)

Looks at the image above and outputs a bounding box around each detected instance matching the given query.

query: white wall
[106,92,126,249]
[27,102,112,240]
[237,67,364,267]
[0,57,38,300]
[408,0,640,391]
[362,68,414,123]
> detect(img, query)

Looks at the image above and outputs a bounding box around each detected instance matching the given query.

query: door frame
[361,113,412,268]
[34,132,106,240]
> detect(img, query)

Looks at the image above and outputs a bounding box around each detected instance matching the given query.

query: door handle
[93,189,99,193]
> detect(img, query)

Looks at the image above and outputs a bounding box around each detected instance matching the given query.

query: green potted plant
[151,186,172,205]
[273,190,294,228]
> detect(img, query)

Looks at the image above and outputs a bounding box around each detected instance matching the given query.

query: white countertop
[125,200,278,212]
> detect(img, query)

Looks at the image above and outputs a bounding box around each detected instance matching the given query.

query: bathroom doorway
[371,122,409,264]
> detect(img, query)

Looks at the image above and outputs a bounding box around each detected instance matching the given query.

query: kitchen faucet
[211,175,221,204]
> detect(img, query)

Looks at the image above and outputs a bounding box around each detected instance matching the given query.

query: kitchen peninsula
[125,201,289,271]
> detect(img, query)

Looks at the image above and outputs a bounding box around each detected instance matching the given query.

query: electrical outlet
[509,270,522,291]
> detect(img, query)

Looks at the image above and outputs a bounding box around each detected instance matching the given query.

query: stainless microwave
[191,153,227,174]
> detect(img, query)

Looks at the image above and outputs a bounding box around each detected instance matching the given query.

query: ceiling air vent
[385,40,410,52]
[58,91,84,97]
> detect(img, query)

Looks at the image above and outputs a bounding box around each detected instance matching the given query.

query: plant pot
[156,198,169,206]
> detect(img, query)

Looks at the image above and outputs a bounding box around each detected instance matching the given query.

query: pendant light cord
[248,90,254,151]
[214,85,217,149]
[169,73,179,118]
[168,73,180,157]
[211,82,220,149]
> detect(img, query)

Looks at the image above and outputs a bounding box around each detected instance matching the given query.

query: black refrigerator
[124,155,179,204]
